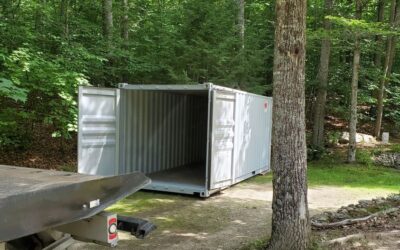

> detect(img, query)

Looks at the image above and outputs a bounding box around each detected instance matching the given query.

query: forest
[0,0,399,159]
[1,0,400,249]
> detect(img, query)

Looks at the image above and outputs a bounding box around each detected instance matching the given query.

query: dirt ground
[314,227,400,250]
[312,195,400,250]
[69,180,393,250]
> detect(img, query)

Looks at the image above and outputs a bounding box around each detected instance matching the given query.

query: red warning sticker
[108,217,117,240]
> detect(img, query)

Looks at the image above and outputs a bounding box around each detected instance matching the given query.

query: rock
[340,132,378,145]
[375,199,386,205]
[334,212,351,220]
[359,200,373,206]
[388,194,400,201]
[355,208,369,215]
[312,214,329,222]
[374,153,400,169]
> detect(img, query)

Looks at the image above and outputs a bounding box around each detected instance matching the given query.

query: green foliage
[0,78,28,102]
[326,15,394,36]
[0,46,85,148]
[0,0,276,149]
[389,144,400,153]
[0,0,399,151]
[356,149,374,166]
[308,145,327,161]
[0,109,33,150]
[384,73,400,127]
[326,131,342,146]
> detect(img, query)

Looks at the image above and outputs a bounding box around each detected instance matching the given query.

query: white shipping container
[78,83,272,197]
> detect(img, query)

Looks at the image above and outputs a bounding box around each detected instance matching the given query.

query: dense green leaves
[0,0,399,150]
[0,78,27,102]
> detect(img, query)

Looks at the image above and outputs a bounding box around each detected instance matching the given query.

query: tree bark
[374,0,385,67]
[60,0,69,39]
[238,0,245,49]
[101,0,113,87]
[35,0,46,32]
[121,0,129,82]
[121,0,129,41]
[375,0,399,138]
[236,0,245,89]
[102,0,113,49]
[268,0,309,248]
[347,0,362,163]
[311,0,333,148]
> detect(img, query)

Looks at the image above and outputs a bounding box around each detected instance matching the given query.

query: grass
[245,156,400,191]
[240,237,269,250]
[248,165,400,191]
[107,191,190,215]
[107,191,230,232]
[307,163,400,191]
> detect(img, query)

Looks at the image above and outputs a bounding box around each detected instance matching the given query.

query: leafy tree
[0,0,399,155]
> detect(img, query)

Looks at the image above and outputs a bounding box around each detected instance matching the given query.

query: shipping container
[78,83,272,197]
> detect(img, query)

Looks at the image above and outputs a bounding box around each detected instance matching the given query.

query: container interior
[118,89,209,194]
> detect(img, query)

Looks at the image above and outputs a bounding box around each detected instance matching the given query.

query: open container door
[78,86,119,176]
[209,89,236,190]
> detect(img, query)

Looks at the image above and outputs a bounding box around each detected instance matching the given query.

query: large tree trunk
[311,0,333,148]
[268,0,309,248]
[375,0,399,138]
[348,0,362,163]
[121,0,129,41]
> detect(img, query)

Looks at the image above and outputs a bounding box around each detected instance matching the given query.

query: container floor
[146,164,206,195]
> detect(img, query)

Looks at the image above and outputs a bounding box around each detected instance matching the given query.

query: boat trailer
[0,165,153,249]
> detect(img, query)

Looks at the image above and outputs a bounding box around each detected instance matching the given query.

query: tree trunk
[102,0,113,49]
[121,0,129,82]
[35,0,46,32]
[101,0,113,87]
[121,0,129,41]
[347,0,362,163]
[374,0,385,67]
[375,0,399,138]
[238,0,245,49]
[268,0,309,248]
[311,0,333,148]
[236,0,245,89]
[60,0,69,39]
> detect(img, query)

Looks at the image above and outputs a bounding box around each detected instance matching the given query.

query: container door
[78,86,119,176]
[210,90,236,189]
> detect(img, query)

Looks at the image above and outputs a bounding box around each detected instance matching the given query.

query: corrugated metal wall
[233,93,272,182]
[78,87,119,176]
[119,90,208,174]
